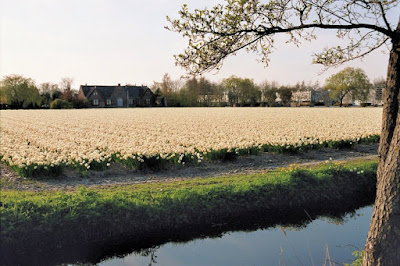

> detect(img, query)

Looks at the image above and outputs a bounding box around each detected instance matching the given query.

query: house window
[145,99,151,105]
[93,99,99,106]
[129,98,134,105]
[106,99,112,105]
[93,91,98,96]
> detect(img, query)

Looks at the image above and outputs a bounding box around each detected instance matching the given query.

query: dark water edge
[101,205,373,266]
[1,198,374,266]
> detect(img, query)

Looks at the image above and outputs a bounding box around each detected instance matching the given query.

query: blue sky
[1,0,397,89]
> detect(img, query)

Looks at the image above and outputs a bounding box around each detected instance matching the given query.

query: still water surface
[99,206,372,266]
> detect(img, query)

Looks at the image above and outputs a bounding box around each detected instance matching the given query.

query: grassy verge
[0,134,379,177]
[0,158,377,264]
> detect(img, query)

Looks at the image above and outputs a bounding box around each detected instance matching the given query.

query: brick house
[78,84,154,108]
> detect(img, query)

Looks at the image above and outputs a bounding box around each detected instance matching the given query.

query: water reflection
[2,204,373,266]
[98,205,373,266]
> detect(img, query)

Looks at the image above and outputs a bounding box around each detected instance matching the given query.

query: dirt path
[0,144,378,192]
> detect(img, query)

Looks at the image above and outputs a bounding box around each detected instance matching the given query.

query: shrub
[50,99,73,109]
[73,98,89,109]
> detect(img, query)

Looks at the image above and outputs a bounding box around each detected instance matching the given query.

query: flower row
[0,134,379,177]
[0,108,382,177]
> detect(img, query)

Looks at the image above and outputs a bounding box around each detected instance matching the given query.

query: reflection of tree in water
[320,216,348,226]
[140,247,158,266]
[131,205,371,264]
[321,208,366,226]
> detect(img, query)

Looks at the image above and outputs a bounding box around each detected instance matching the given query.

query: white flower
[0,108,382,170]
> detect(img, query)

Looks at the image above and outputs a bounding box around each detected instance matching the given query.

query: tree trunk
[363,22,400,265]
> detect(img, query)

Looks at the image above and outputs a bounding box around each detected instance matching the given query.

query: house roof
[80,85,151,99]
[126,86,143,98]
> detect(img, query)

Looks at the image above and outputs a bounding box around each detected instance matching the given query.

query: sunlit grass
[1,158,377,253]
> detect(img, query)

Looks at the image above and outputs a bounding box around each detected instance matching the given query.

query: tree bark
[363,21,400,266]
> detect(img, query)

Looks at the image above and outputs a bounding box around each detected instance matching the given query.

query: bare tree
[59,77,74,102]
[59,77,73,91]
[167,1,400,264]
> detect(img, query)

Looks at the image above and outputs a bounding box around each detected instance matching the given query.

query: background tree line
[0,75,88,109]
[152,73,313,107]
[152,69,383,108]
[1,68,385,109]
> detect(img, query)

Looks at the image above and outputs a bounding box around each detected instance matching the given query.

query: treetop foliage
[166,0,399,75]
[325,67,372,105]
[0,74,41,108]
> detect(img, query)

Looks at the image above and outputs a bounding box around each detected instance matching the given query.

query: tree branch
[167,0,398,75]
[196,22,393,39]
[376,1,393,31]
[314,36,390,68]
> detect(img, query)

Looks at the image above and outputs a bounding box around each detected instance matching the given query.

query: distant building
[375,88,383,104]
[292,89,331,106]
[78,84,154,108]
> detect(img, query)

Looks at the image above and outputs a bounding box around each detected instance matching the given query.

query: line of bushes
[0,134,380,177]
[0,159,377,265]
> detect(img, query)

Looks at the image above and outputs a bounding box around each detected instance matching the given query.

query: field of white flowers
[0,108,382,176]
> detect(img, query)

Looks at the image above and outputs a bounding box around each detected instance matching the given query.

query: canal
[99,205,372,266]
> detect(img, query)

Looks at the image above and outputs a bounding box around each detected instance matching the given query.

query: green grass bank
[0,159,377,264]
